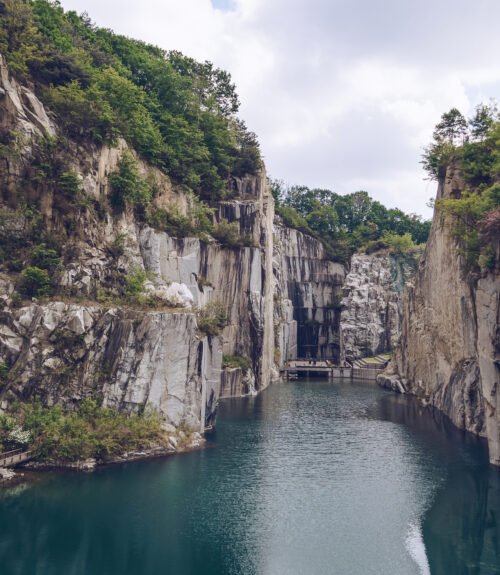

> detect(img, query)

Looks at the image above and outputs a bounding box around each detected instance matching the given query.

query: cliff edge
[379,164,500,465]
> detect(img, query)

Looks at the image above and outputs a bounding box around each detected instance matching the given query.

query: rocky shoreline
[0,431,206,486]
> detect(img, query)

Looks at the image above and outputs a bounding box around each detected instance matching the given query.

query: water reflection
[0,380,498,575]
[375,390,500,574]
[424,455,500,574]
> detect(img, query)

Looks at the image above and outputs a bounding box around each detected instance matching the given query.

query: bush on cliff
[0,361,9,392]
[18,266,51,297]
[363,232,422,255]
[197,301,228,336]
[222,355,251,370]
[3,400,163,462]
[124,269,148,298]
[109,152,152,211]
[146,207,196,238]
[437,184,500,271]
[31,243,62,272]
[211,219,253,248]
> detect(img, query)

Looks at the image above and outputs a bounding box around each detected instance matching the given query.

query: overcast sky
[59,0,500,217]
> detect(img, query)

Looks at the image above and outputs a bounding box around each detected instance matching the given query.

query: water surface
[0,379,499,575]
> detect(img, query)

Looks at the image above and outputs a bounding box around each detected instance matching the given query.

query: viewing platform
[280,354,391,381]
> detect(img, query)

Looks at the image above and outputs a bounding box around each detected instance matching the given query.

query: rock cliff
[0,295,222,432]
[139,171,275,397]
[0,45,445,454]
[0,53,275,434]
[340,252,419,360]
[379,165,500,466]
[274,224,345,364]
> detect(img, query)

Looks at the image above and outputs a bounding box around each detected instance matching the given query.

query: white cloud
[59,0,500,217]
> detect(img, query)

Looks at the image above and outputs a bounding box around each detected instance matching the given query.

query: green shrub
[10,292,23,308]
[222,354,251,370]
[190,195,214,233]
[478,245,496,271]
[275,205,312,234]
[58,170,81,196]
[146,196,215,240]
[0,361,9,390]
[44,81,118,144]
[437,185,500,271]
[6,259,23,272]
[31,135,67,185]
[31,244,61,271]
[211,219,246,247]
[109,152,152,210]
[146,207,195,238]
[10,400,163,462]
[197,300,228,336]
[0,407,32,450]
[382,232,419,254]
[124,269,148,298]
[108,234,127,258]
[363,239,389,254]
[363,232,421,255]
[18,266,51,297]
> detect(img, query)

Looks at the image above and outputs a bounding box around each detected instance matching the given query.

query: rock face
[0,299,221,432]
[139,169,275,395]
[340,252,419,360]
[0,51,275,433]
[379,165,500,466]
[274,225,345,364]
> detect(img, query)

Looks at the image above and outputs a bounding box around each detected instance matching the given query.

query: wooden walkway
[0,449,33,468]
[280,355,390,381]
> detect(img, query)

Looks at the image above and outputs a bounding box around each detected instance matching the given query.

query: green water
[0,379,499,575]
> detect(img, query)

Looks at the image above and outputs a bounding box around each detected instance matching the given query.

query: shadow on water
[374,391,500,574]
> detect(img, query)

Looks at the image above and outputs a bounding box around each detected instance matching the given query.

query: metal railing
[0,449,33,468]
[0,448,23,459]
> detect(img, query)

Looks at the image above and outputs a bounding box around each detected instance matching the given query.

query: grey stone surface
[341,252,418,360]
[381,164,500,465]
[0,301,222,432]
[273,224,345,364]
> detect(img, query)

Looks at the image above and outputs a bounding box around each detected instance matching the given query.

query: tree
[335,191,372,232]
[0,0,44,78]
[469,103,498,142]
[306,205,339,236]
[167,51,240,118]
[421,141,455,180]
[19,266,51,297]
[422,108,469,180]
[269,178,286,206]
[231,119,261,177]
[109,152,152,210]
[433,108,468,145]
[44,80,117,143]
[270,176,431,261]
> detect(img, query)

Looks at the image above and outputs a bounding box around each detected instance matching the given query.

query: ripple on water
[0,378,496,575]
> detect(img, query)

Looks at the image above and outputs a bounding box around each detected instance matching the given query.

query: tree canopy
[422,103,500,272]
[0,0,261,200]
[271,181,430,262]
[422,102,499,181]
